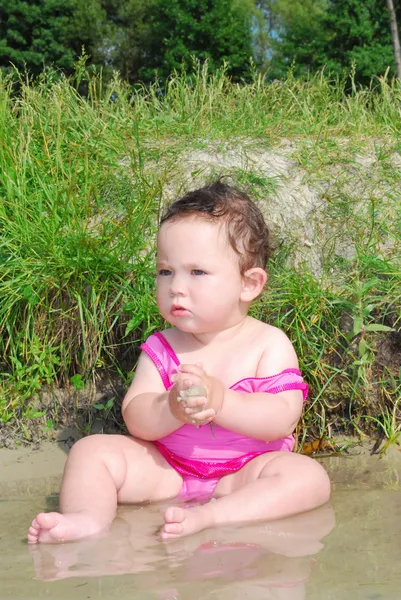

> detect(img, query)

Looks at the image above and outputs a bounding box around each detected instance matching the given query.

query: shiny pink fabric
[154,442,267,479]
[140,332,308,494]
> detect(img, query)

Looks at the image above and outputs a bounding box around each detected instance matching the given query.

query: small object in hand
[178,385,207,429]
[177,385,207,401]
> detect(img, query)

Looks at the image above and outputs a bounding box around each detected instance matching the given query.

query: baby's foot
[160,505,214,540]
[27,512,105,544]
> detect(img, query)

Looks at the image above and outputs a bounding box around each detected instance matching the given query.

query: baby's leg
[28,434,182,544]
[161,452,330,539]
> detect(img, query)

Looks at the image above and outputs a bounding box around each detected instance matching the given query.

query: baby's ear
[240,267,267,302]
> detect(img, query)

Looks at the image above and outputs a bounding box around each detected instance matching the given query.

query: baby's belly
[158,424,293,460]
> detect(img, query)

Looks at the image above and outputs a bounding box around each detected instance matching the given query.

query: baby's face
[156,216,246,334]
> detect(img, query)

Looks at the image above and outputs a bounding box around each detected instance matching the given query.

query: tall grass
[0,69,164,422]
[0,62,400,446]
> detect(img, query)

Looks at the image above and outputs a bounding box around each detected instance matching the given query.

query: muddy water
[0,443,400,600]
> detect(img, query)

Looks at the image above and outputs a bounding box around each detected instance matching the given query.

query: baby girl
[28,181,330,543]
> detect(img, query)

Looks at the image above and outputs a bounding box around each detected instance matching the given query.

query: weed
[93,397,115,420]
[0,62,400,442]
[362,402,400,454]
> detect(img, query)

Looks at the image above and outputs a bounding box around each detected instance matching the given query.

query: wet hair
[160,181,272,274]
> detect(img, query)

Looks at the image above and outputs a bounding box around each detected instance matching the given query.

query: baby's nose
[169,275,186,296]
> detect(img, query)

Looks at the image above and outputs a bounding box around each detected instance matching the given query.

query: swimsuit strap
[232,370,308,401]
[140,332,179,390]
[141,331,309,400]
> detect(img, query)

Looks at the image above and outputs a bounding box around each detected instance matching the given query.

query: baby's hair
[160,180,272,274]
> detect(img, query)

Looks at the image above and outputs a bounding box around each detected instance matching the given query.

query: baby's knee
[68,433,122,460]
[317,462,331,496]
[303,456,331,503]
[280,453,331,504]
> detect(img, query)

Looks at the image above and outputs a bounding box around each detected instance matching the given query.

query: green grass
[0,62,400,448]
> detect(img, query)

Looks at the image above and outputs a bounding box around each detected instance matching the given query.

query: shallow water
[0,445,400,600]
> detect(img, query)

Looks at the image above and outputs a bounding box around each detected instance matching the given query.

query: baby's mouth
[171,305,189,316]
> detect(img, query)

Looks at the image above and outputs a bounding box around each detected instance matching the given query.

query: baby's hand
[177,364,224,418]
[169,371,215,426]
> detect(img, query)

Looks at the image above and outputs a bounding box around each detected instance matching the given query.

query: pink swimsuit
[141,332,308,502]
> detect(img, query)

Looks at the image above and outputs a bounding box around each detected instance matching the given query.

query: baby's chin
[161,309,240,335]
[168,322,203,334]
[162,316,206,334]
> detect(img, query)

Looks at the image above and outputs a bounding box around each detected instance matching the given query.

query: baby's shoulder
[249,318,292,349]
[250,319,299,374]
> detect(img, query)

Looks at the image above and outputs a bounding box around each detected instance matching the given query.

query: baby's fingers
[190,409,215,423]
[171,373,197,386]
[185,406,206,416]
[182,396,207,410]
[179,364,206,378]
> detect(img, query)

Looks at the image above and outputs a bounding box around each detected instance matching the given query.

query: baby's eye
[191,269,206,276]
[158,269,172,276]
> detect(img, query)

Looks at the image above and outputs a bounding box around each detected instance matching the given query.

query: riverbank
[0,65,400,444]
[1,434,399,502]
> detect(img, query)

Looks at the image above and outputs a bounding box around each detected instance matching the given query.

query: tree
[267,0,396,84]
[266,0,329,78]
[0,0,107,75]
[99,0,156,82]
[137,0,256,82]
[385,0,401,78]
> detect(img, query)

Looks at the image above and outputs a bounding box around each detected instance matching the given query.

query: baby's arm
[215,329,304,441]
[216,388,303,441]
[122,352,181,440]
[122,352,215,440]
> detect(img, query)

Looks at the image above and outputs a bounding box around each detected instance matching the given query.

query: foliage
[136,0,256,82]
[1,0,401,86]
[0,0,107,75]
[98,0,157,82]
[0,67,160,427]
[0,0,258,83]
[0,63,400,448]
[268,0,397,84]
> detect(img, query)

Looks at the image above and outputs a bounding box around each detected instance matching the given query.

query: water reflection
[29,502,335,599]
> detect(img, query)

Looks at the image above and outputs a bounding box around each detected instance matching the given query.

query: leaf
[70,374,85,390]
[364,324,394,333]
[361,278,380,294]
[362,303,377,317]
[22,285,40,305]
[353,315,363,336]
[358,338,367,357]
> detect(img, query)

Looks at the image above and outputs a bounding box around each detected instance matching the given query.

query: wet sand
[0,442,400,599]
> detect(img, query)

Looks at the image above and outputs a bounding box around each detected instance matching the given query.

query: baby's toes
[29,518,40,531]
[163,522,185,535]
[27,525,40,543]
[164,506,186,524]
